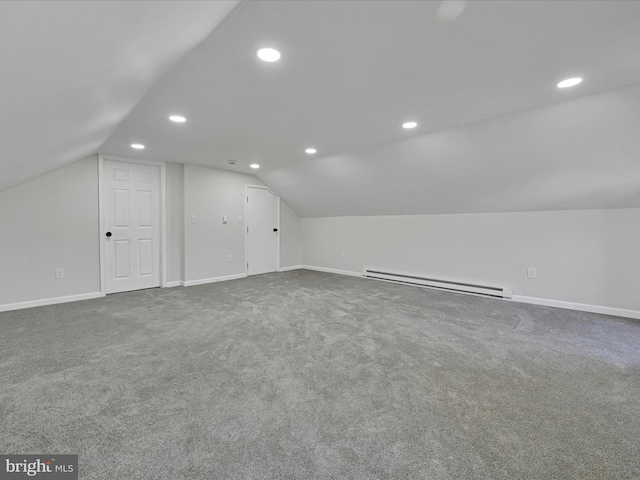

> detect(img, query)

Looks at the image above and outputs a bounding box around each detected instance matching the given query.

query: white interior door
[247,186,279,276]
[104,160,161,293]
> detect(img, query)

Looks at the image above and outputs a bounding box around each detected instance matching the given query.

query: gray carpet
[1,270,639,479]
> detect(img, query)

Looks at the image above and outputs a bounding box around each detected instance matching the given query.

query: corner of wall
[0,156,101,308]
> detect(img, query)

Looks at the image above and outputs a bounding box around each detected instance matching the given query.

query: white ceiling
[263,83,640,216]
[0,0,238,192]
[3,1,640,216]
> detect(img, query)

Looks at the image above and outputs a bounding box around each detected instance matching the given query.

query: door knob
[106,232,112,237]
[273,228,278,232]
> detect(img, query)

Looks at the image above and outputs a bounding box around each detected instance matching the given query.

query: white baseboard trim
[512,295,640,320]
[298,266,640,320]
[0,292,104,313]
[278,265,303,272]
[183,273,247,287]
[300,265,362,278]
[165,281,185,288]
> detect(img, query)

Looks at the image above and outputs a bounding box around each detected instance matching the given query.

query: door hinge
[247,227,249,233]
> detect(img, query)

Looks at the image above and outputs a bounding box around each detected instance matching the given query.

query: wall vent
[362,268,512,300]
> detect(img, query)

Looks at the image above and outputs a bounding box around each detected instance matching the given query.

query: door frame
[98,154,168,295]
[245,184,280,276]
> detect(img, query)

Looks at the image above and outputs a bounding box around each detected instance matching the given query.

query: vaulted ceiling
[0,0,239,192]
[2,1,640,216]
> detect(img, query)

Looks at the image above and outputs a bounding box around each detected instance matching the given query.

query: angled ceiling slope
[263,83,640,217]
[99,0,640,217]
[0,0,239,193]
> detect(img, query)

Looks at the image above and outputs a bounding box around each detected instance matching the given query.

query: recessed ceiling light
[250,164,260,169]
[131,144,145,149]
[402,121,418,129]
[557,77,582,88]
[257,48,281,62]
[169,115,186,123]
[305,148,317,154]
[437,0,467,22]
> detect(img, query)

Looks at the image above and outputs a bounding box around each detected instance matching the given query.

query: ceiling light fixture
[305,148,317,154]
[437,0,467,22]
[557,77,582,88]
[402,121,418,129]
[169,115,186,123]
[131,144,145,149]
[257,48,281,62]
[250,164,260,169]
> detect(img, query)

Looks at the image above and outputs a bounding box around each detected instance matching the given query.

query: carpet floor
[1,270,639,479]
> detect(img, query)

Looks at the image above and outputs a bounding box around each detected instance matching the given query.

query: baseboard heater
[362,268,512,300]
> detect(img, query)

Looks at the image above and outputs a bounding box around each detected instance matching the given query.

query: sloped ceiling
[0,0,239,192]
[263,83,640,216]
[3,1,640,217]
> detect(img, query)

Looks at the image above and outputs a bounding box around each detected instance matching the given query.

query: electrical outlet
[191,215,198,224]
[222,215,228,224]
[527,267,537,279]
[227,254,232,262]
[55,268,65,279]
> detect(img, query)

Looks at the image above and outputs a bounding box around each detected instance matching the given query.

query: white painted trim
[245,184,280,276]
[98,155,106,296]
[298,266,640,319]
[278,265,303,272]
[160,163,168,288]
[277,197,281,272]
[97,154,167,168]
[98,155,168,294]
[165,280,185,288]
[0,292,104,313]
[244,186,248,275]
[300,265,362,278]
[184,273,247,287]
[512,295,640,320]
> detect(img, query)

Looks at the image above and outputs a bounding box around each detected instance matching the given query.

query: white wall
[166,162,185,284]
[0,158,303,309]
[0,156,101,307]
[279,200,301,268]
[183,164,263,283]
[263,83,640,218]
[182,164,301,283]
[301,209,640,314]
[2,154,633,318]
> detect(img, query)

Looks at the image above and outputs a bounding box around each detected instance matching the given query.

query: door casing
[245,184,280,276]
[98,155,167,295]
